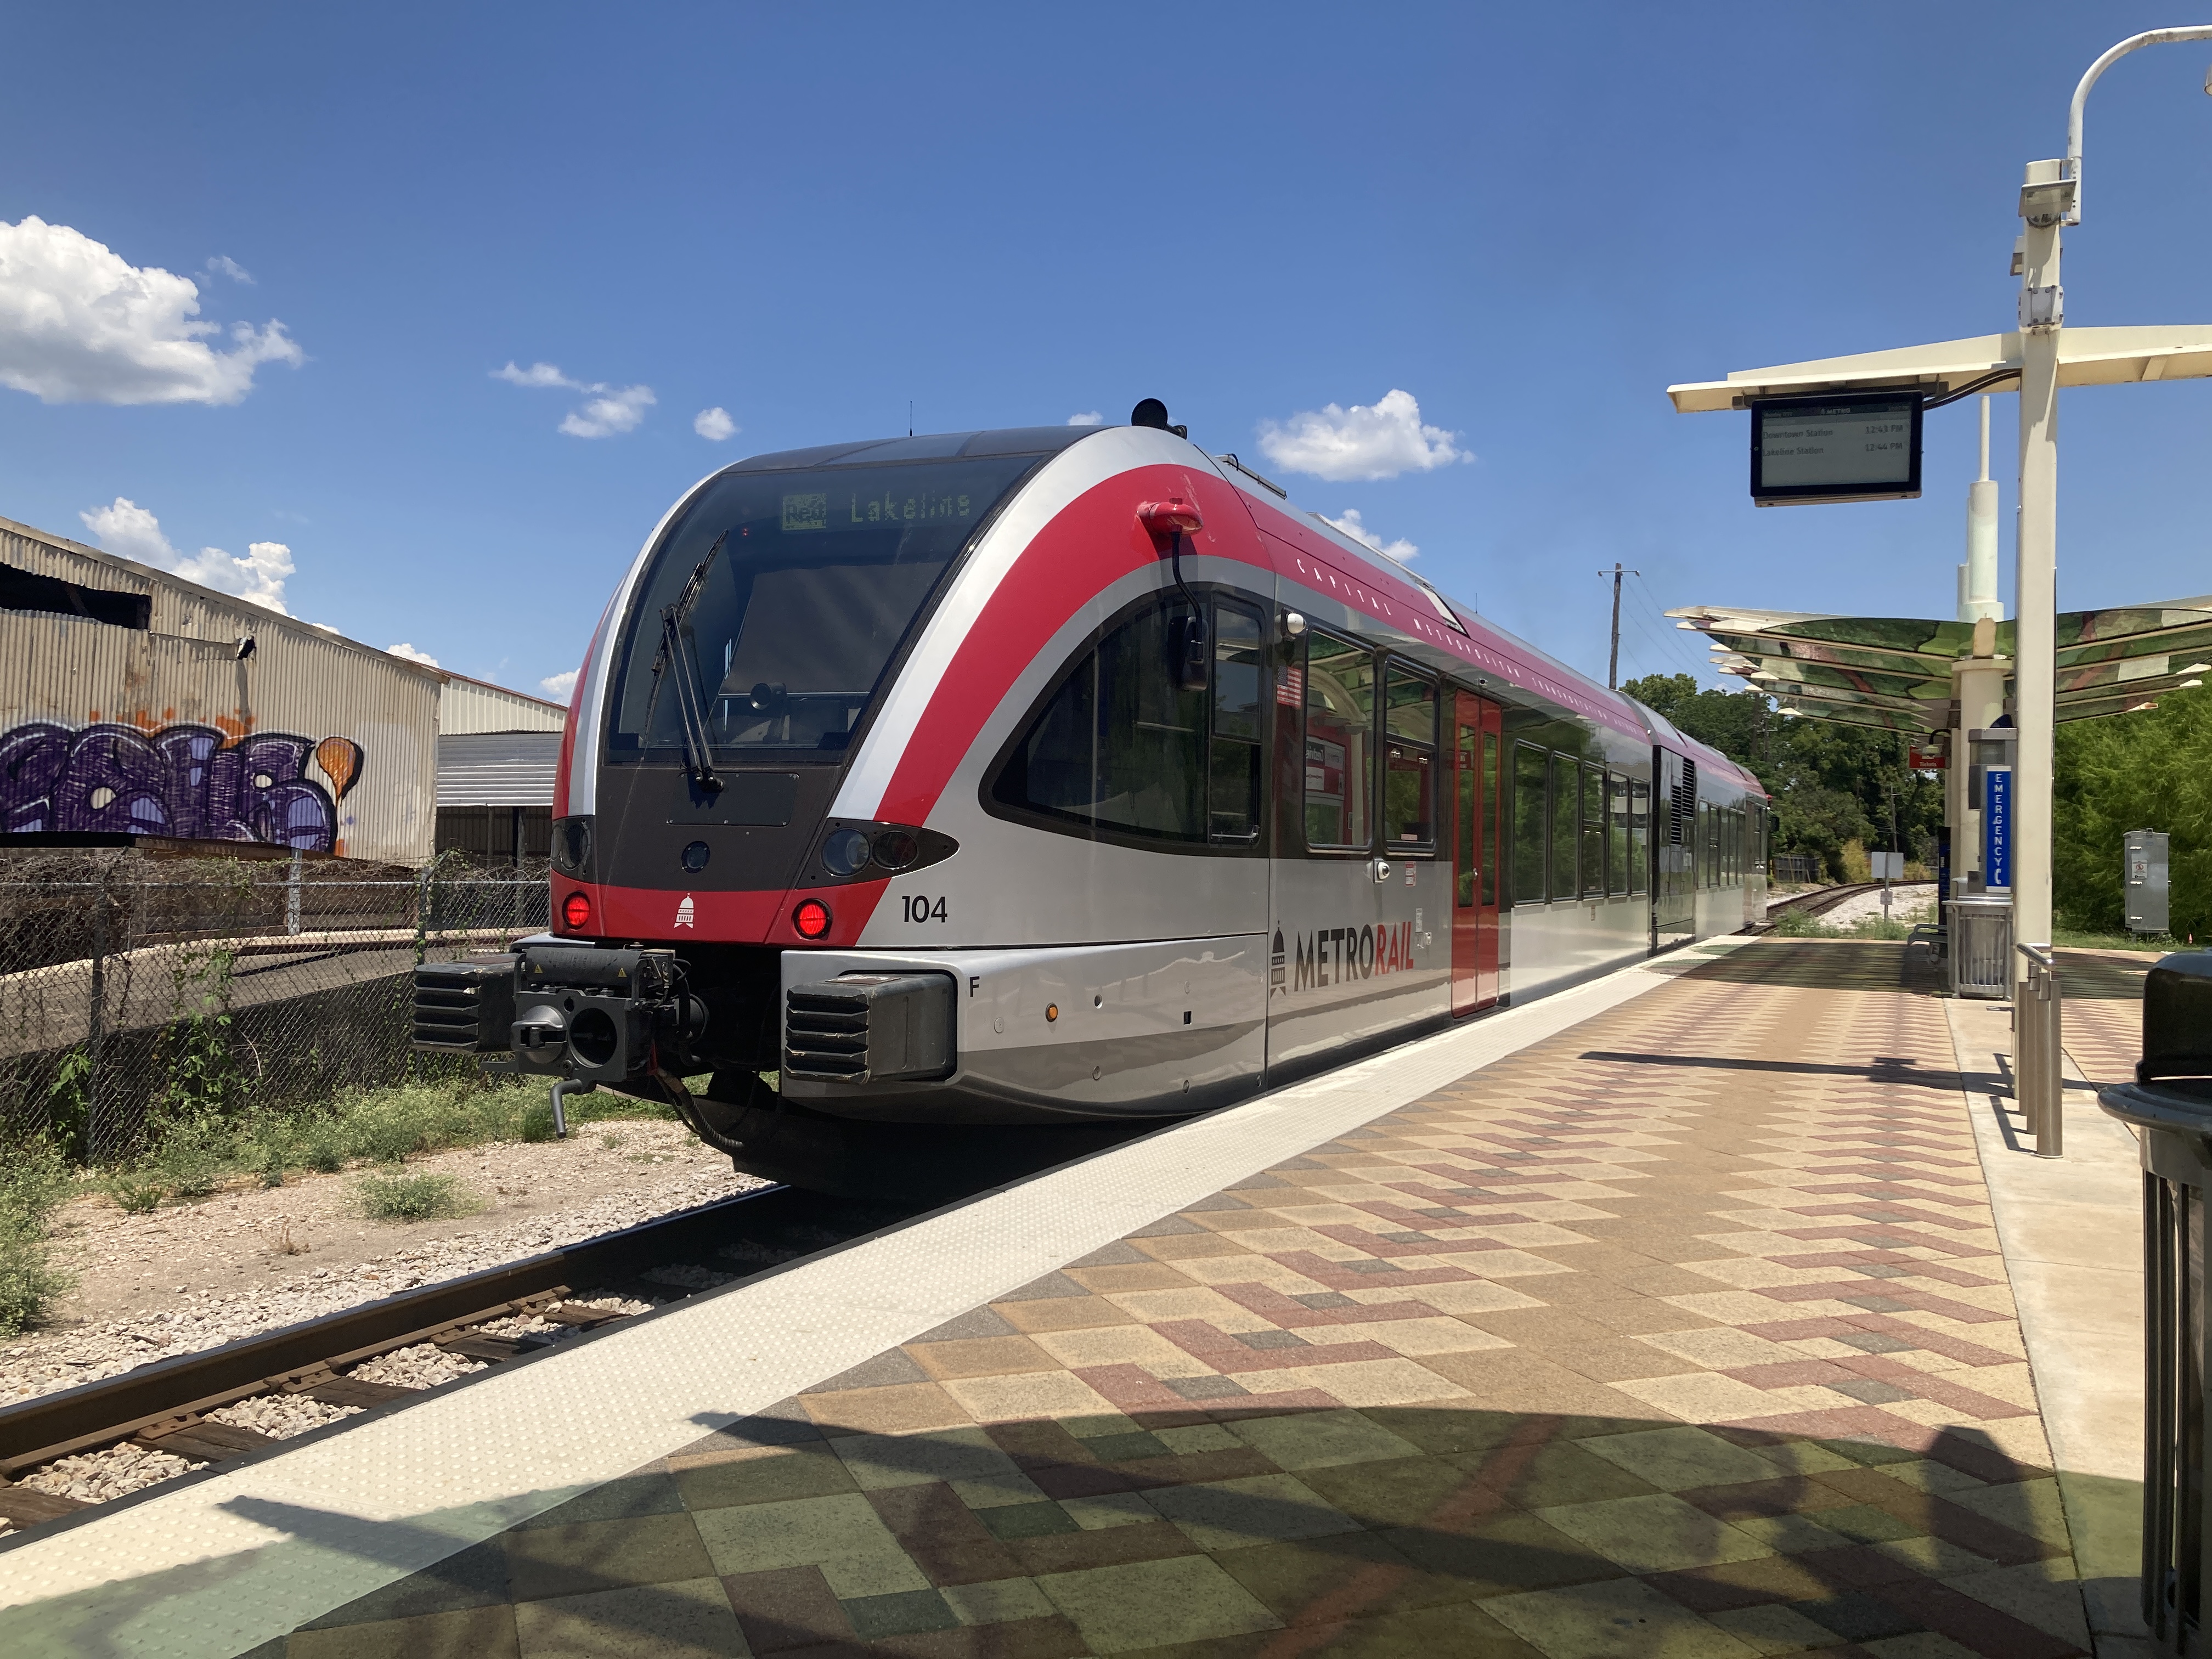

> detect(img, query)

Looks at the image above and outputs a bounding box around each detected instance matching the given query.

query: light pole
[2011,25,2212,988]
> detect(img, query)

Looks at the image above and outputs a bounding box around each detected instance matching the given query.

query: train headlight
[821,828,872,876]
[872,830,919,871]
[563,891,593,931]
[792,898,833,939]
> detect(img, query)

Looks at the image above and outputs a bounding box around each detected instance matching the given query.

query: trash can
[1949,896,2013,999]
[2098,951,2212,1653]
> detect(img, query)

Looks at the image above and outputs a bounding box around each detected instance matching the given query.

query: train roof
[699,421,1765,799]
[715,426,1096,473]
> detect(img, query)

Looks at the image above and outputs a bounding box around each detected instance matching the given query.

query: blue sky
[2,3,2209,700]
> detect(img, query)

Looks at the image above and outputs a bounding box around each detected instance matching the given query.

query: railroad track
[1763,880,1887,922]
[0,1183,917,1543]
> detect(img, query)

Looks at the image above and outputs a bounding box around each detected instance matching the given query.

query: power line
[1623,573,1714,680]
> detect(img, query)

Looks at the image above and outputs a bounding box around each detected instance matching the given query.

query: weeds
[0,1139,77,1335]
[148,1119,229,1199]
[76,1070,680,1209]
[103,1167,166,1215]
[300,1120,346,1175]
[353,1171,479,1222]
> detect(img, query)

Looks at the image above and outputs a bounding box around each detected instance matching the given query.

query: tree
[2052,685,2212,939]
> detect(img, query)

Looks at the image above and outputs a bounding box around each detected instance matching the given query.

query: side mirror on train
[1137,498,1204,539]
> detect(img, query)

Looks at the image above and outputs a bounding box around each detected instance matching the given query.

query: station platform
[0,938,2156,1659]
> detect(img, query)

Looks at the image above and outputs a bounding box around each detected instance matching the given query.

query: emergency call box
[1750,392,1923,506]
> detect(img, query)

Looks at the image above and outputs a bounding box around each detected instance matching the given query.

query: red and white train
[415,403,1765,1192]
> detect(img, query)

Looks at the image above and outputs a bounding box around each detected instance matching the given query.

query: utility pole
[1602,562,1639,690]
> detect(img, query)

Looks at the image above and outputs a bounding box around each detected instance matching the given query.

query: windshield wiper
[645,532,726,795]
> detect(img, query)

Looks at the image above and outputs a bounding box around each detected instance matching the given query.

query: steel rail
[1764,881,1888,919]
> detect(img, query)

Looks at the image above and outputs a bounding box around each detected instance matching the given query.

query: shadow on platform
[4,1398,2120,1658]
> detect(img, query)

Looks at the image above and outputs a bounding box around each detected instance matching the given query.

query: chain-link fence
[0,848,550,1164]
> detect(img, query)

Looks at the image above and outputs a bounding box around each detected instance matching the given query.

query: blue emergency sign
[1984,765,2012,891]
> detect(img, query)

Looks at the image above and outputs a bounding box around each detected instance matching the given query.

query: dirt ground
[3,1121,763,1406]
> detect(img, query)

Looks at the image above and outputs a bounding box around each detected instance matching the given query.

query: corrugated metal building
[1,511,567,866]
[432,673,568,865]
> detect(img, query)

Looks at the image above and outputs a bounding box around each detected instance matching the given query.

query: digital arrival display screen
[1750,392,1923,506]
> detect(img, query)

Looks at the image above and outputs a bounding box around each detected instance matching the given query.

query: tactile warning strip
[0,948,1710,1657]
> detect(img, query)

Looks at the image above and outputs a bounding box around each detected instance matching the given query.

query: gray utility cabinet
[2129,830,2172,936]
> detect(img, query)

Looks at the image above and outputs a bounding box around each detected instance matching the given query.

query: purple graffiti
[0,720,361,852]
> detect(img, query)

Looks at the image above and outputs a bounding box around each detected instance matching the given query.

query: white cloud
[561,384,654,438]
[0,216,302,405]
[386,642,439,665]
[80,496,295,613]
[492,359,655,437]
[539,669,579,699]
[1257,388,1468,482]
[493,360,578,389]
[693,405,736,441]
[1066,410,1103,426]
[205,255,253,285]
[1322,508,1418,564]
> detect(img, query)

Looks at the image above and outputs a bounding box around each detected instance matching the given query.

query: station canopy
[1666,599,2212,733]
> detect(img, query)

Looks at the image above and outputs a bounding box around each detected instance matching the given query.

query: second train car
[414,403,1765,1192]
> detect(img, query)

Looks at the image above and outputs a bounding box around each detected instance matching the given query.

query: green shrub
[0,1139,75,1335]
[353,1171,479,1222]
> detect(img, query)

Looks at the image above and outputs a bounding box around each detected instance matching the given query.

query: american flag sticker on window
[1277,665,1304,707]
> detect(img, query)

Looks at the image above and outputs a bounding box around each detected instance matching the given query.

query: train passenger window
[1579,765,1605,899]
[1383,668,1436,849]
[995,597,1206,842]
[1548,753,1578,902]
[1209,604,1263,841]
[1607,774,1630,896]
[1455,722,1476,907]
[1482,733,1499,907]
[1628,780,1650,895]
[1512,743,1547,904]
[1304,634,1375,849]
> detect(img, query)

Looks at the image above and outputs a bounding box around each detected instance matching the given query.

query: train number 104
[901,894,949,923]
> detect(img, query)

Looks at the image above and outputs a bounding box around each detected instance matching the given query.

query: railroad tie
[0,1479,89,1526]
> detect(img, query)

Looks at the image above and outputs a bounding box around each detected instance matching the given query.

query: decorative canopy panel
[1665,599,2212,732]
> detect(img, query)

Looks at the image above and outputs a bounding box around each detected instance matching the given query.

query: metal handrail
[2015,940,2062,1157]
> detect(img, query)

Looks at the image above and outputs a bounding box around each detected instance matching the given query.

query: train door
[1451,691,1503,1013]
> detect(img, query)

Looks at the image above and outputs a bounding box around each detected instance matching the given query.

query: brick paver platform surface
[284,943,2092,1658]
[2055,949,2149,1090]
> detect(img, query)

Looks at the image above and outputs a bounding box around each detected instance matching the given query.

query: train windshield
[605,456,1037,763]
